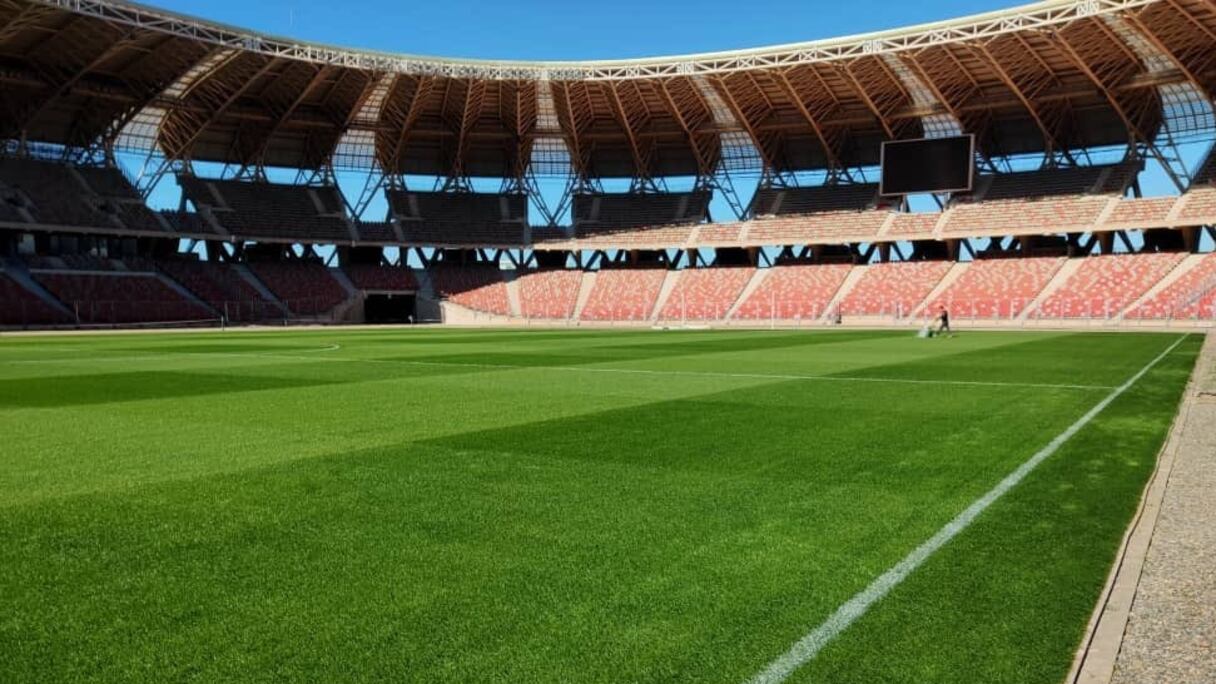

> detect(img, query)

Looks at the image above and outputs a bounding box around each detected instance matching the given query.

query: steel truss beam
[31,0,1159,81]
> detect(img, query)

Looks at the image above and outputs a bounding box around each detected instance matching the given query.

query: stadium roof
[1,0,1214,179]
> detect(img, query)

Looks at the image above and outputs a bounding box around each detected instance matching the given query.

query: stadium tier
[247,262,350,316]
[1127,254,1216,320]
[429,266,511,316]
[838,261,954,317]
[517,269,584,320]
[180,177,355,243]
[579,268,668,321]
[657,267,754,321]
[573,191,710,233]
[156,259,277,322]
[0,270,70,326]
[733,263,853,321]
[943,164,1136,236]
[343,264,418,292]
[930,257,1065,320]
[389,190,527,246]
[30,267,213,325]
[1035,253,1186,319]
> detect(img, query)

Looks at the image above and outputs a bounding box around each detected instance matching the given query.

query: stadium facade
[1,0,1215,328]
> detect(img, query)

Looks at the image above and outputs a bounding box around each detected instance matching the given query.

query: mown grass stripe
[746,334,1189,684]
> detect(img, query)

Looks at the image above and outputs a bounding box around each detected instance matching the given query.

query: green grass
[0,328,1200,683]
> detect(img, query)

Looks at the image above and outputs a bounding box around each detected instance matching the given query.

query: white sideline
[746,334,1190,684]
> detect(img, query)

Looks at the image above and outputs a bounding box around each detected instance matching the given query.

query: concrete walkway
[1071,332,1216,684]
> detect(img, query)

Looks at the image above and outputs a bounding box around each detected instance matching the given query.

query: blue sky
[145,0,1022,62]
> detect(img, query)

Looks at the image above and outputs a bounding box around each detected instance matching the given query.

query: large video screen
[880,135,975,195]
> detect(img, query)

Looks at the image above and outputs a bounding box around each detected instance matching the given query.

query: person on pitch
[937,305,952,337]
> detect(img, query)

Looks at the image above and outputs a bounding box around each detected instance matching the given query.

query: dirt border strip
[1066,331,1213,684]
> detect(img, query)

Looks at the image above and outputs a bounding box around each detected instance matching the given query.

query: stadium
[1,0,1215,681]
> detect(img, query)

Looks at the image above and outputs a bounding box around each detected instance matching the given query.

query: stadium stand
[1035,253,1186,319]
[358,221,399,242]
[839,261,953,317]
[0,157,108,227]
[32,270,212,324]
[734,264,852,320]
[698,223,746,244]
[388,190,527,245]
[887,213,942,239]
[1106,197,1178,227]
[579,268,667,321]
[180,177,353,243]
[658,267,754,321]
[751,184,879,216]
[944,163,1135,235]
[160,210,218,236]
[745,184,889,243]
[517,269,584,320]
[568,223,695,248]
[1178,186,1216,223]
[931,257,1065,319]
[248,262,349,316]
[429,266,511,316]
[0,270,70,326]
[1127,254,1216,320]
[157,259,275,322]
[573,191,709,233]
[343,265,418,291]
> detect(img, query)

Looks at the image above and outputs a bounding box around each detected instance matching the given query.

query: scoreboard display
[880,135,975,195]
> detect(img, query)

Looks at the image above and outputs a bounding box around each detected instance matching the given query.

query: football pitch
[0,328,1202,683]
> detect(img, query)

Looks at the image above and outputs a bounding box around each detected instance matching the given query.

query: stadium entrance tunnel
[364,293,417,324]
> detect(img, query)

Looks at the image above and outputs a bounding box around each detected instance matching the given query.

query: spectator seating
[1126,254,1216,320]
[157,259,273,322]
[1178,187,1216,224]
[944,163,1135,235]
[517,269,584,319]
[887,213,942,239]
[573,191,709,233]
[747,212,890,244]
[388,190,526,245]
[569,223,695,248]
[658,267,754,321]
[74,166,141,200]
[930,257,1064,319]
[1036,253,1185,319]
[0,271,70,326]
[33,271,212,324]
[343,265,418,291]
[0,157,107,227]
[734,264,852,320]
[1106,197,1177,227]
[180,177,353,243]
[743,184,888,244]
[160,210,218,235]
[579,268,667,321]
[248,262,349,316]
[698,223,745,243]
[751,184,878,216]
[429,266,511,316]
[839,261,953,317]
[357,221,398,242]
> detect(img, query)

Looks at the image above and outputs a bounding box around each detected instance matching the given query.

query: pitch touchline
[745,334,1189,684]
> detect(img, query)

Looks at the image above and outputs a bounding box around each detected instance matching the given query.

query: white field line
[746,334,1190,684]
[2,344,1117,392]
